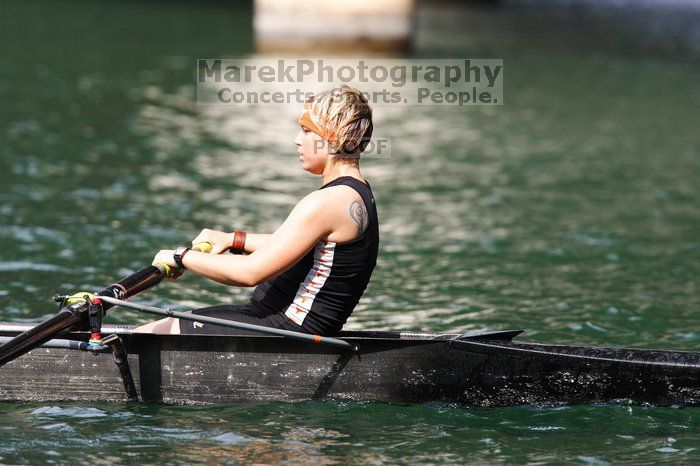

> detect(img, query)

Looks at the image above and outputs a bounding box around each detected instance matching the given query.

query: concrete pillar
[254,0,415,55]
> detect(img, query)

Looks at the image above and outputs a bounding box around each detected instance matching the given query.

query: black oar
[96,295,358,352]
[0,243,211,367]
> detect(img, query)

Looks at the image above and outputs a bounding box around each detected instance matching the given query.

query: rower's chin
[300,160,316,173]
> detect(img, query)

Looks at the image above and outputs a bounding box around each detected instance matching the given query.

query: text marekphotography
[197,59,503,106]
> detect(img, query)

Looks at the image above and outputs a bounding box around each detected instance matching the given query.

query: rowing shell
[0,323,697,406]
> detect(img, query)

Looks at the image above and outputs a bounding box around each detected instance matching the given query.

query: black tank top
[250,176,379,335]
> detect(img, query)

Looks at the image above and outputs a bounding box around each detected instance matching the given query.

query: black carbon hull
[0,324,698,406]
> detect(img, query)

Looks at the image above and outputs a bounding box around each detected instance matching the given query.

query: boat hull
[0,326,698,406]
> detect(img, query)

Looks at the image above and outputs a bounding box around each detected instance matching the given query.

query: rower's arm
[182,192,331,287]
[190,230,271,254]
[242,233,272,254]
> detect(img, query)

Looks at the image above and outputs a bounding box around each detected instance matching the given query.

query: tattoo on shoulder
[349,200,368,237]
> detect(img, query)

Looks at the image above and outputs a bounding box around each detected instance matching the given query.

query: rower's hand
[152,249,183,279]
[191,229,233,255]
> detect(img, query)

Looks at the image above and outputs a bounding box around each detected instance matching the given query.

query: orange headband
[299,101,338,143]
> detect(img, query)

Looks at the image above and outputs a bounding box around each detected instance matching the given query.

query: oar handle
[192,242,213,253]
[156,241,212,277]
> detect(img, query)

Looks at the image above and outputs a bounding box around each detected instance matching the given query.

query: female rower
[135,86,378,336]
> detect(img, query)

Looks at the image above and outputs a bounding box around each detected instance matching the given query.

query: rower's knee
[132,317,180,334]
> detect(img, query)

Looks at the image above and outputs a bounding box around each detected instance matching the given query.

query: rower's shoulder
[290,189,346,217]
[290,187,363,230]
[301,184,363,205]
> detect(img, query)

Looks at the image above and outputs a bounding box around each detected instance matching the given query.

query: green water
[1,0,699,464]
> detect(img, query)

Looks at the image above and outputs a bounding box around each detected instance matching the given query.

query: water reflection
[1,401,697,464]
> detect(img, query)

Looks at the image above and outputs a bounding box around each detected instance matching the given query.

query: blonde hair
[307,85,373,157]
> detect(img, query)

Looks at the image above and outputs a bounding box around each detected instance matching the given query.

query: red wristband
[230,230,247,254]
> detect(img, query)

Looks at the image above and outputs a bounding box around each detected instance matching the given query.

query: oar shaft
[97,295,358,352]
[98,265,167,310]
[0,309,83,366]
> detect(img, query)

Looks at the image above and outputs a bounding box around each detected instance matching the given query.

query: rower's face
[295,125,331,175]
